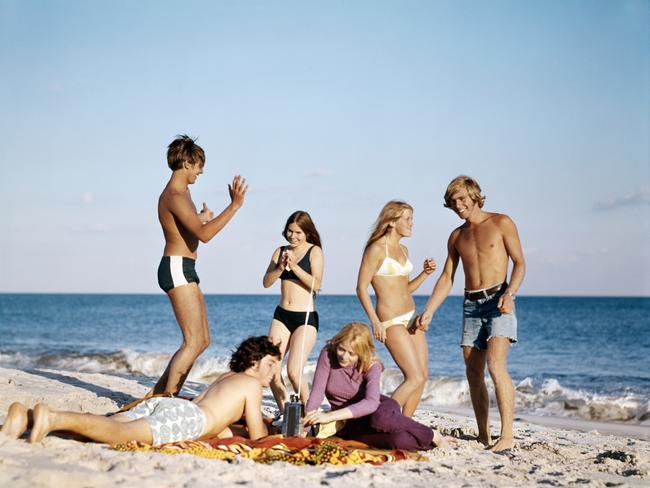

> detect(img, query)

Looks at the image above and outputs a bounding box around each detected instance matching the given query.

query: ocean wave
[0,351,647,422]
[0,350,231,384]
[379,368,649,423]
[513,377,650,423]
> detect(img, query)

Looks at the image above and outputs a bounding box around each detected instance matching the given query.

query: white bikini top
[375,240,413,277]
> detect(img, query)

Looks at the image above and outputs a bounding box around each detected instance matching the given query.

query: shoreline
[0,366,648,487]
[437,406,650,441]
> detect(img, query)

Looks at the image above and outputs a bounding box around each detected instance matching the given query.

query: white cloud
[82,192,94,205]
[593,187,650,211]
[305,168,331,178]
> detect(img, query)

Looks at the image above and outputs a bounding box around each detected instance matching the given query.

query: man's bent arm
[244,388,268,440]
[199,203,241,243]
[168,193,243,244]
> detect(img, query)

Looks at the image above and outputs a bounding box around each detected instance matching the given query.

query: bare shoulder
[160,187,185,201]
[364,241,384,259]
[160,188,191,210]
[310,245,323,258]
[492,213,517,230]
[272,246,284,260]
[225,372,259,387]
[217,371,235,381]
[449,225,464,241]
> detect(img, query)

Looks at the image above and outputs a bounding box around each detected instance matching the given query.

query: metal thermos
[281,394,304,437]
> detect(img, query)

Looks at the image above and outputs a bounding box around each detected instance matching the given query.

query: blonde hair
[443,175,486,209]
[326,322,377,374]
[364,200,413,251]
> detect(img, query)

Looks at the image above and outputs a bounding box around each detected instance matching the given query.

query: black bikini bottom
[273,306,319,333]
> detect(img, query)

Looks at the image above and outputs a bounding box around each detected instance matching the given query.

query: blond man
[417,176,525,452]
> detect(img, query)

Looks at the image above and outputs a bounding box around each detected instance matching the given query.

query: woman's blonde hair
[364,200,413,251]
[443,175,486,209]
[326,322,377,374]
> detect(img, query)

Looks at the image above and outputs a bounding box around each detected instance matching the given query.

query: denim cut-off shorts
[461,288,517,350]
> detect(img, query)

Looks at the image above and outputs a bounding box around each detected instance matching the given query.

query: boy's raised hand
[228,175,249,209]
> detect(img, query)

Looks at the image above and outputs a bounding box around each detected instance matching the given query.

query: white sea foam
[0,350,231,383]
[376,368,649,422]
[0,351,647,422]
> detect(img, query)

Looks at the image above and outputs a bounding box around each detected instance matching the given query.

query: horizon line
[0,292,648,299]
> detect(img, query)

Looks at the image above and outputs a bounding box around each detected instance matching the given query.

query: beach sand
[0,366,648,487]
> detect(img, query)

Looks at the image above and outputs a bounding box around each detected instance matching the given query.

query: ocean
[0,294,648,423]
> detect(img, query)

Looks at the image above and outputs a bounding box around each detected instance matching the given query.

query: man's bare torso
[453,212,510,290]
[192,372,260,438]
[159,187,199,258]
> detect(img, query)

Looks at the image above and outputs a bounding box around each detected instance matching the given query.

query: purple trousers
[341,395,435,450]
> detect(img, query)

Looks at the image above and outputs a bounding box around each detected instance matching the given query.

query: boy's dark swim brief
[157,256,200,293]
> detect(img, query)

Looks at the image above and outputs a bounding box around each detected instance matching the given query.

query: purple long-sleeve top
[305,347,381,418]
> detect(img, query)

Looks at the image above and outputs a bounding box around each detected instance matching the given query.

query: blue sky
[1,0,648,295]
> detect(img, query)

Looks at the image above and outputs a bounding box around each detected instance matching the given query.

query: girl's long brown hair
[283,211,322,248]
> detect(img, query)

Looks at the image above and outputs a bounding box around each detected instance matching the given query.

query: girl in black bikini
[262,211,324,412]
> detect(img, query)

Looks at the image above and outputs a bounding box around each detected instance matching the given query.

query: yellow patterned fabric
[113,436,427,466]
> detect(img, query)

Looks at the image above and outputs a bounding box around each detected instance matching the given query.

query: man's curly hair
[229,336,281,373]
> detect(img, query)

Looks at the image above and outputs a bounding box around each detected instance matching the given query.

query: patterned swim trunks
[122,397,206,446]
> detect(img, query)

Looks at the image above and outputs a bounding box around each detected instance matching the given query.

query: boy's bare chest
[159,190,197,213]
[456,224,503,255]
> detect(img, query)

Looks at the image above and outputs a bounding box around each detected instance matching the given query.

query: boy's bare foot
[28,404,52,443]
[489,436,514,452]
[477,433,492,446]
[1,402,29,439]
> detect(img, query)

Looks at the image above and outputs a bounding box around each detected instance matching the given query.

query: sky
[0,0,648,296]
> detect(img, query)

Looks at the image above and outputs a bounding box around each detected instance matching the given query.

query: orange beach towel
[113,435,427,465]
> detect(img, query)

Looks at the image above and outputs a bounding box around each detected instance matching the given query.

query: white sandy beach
[0,366,648,488]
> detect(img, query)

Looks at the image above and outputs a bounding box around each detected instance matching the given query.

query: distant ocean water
[0,294,648,423]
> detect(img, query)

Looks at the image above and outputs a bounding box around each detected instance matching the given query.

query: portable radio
[281,394,304,437]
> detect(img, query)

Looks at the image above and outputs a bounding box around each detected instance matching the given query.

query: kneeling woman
[304,322,445,450]
[263,211,323,411]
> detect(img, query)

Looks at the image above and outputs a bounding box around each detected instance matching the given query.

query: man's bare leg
[152,284,210,396]
[1,402,30,439]
[463,346,491,446]
[486,337,515,451]
[29,403,152,444]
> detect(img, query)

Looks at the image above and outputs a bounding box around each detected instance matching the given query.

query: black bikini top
[280,245,314,281]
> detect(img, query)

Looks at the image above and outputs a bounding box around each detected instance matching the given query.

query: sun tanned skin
[417,186,525,452]
[263,222,324,410]
[152,157,248,396]
[357,209,436,417]
[1,355,279,444]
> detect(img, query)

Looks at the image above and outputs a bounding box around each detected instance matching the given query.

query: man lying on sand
[1,336,280,446]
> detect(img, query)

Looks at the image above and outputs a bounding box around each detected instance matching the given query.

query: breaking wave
[1,351,647,423]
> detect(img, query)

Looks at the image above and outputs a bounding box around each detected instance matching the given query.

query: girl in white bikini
[356,201,436,417]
